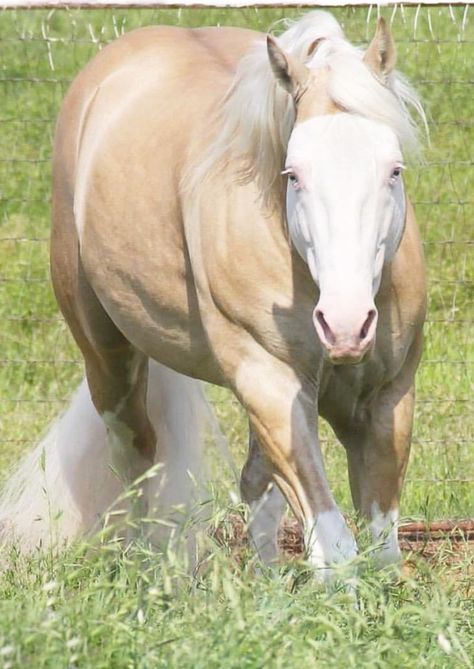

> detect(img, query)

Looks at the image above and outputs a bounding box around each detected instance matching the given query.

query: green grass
[0,7,473,667]
[0,537,472,669]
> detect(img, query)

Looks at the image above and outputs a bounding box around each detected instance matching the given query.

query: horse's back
[54,25,259,192]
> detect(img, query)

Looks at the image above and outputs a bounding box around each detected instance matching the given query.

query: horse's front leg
[334,341,421,571]
[339,383,415,569]
[234,357,357,581]
[334,333,423,569]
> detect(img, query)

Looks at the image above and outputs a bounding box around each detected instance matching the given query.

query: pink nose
[313,305,378,364]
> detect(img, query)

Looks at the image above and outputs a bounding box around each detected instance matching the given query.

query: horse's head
[268,19,407,365]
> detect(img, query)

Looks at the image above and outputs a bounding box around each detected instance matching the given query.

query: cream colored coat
[50,21,426,575]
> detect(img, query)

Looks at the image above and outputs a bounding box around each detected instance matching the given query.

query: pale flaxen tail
[0,361,223,555]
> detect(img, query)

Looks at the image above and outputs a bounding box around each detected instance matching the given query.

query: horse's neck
[193,170,316,323]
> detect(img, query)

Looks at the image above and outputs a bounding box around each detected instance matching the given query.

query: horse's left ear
[267,35,310,101]
[364,17,396,82]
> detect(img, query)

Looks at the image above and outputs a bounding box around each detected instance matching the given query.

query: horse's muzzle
[313,304,378,365]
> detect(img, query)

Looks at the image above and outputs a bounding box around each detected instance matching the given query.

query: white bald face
[285,113,406,364]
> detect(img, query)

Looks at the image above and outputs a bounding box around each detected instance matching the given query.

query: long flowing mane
[191,11,426,205]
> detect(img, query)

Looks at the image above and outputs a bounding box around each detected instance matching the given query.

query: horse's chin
[329,353,366,366]
[321,340,375,366]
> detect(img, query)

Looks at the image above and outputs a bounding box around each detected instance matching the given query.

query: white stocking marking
[306,509,358,582]
[369,503,401,567]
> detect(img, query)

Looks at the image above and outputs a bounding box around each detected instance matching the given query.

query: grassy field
[0,6,473,668]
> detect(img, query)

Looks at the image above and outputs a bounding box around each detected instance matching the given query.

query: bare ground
[213,514,474,576]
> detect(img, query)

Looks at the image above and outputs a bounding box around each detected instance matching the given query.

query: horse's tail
[0,361,223,554]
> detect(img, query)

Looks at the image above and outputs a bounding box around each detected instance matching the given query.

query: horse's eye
[281,168,300,189]
[390,165,404,184]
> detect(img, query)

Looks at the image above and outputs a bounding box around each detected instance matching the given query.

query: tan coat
[51,22,426,572]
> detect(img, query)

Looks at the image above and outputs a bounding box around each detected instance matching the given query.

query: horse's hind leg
[72,331,155,539]
[241,423,286,564]
[51,179,159,540]
[51,250,156,540]
[85,345,156,535]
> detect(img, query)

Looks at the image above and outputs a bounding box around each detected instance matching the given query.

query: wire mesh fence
[0,5,472,519]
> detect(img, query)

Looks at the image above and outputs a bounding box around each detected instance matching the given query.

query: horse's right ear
[267,35,310,101]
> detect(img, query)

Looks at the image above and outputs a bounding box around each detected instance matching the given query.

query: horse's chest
[318,338,408,424]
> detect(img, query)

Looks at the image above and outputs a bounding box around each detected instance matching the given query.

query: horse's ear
[307,37,325,59]
[364,17,396,82]
[267,35,310,101]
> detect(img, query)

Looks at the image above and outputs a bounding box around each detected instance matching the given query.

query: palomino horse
[0,12,426,580]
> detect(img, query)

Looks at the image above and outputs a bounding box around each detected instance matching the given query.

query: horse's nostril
[315,309,336,345]
[360,309,377,341]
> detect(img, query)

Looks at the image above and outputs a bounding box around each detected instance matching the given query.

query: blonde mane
[195,11,426,205]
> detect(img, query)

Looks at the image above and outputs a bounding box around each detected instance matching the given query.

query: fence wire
[0,5,472,518]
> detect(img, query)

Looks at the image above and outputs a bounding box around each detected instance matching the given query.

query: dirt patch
[214,514,474,572]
